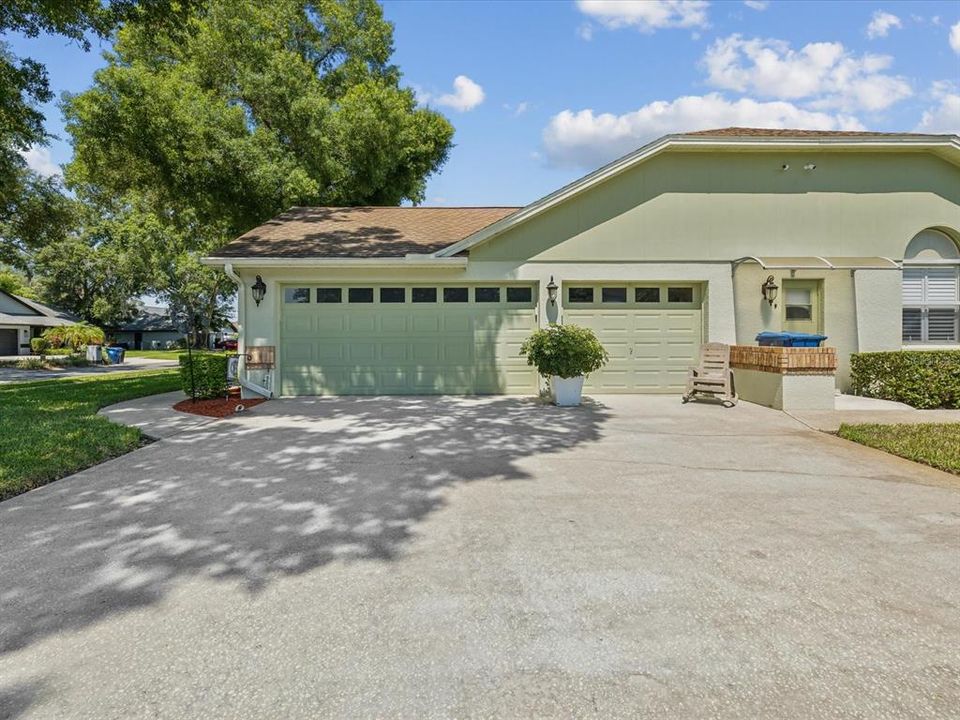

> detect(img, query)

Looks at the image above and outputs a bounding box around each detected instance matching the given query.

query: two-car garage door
[279,281,703,396]
[280,284,538,395]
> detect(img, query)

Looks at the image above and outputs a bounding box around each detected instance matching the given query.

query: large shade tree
[60,0,454,342]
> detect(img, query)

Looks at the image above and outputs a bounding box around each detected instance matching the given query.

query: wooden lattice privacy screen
[245,345,276,369]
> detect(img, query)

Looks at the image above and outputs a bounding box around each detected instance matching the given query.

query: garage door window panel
[568,287,594,303]
[443,287,468,303]
[316,288,342,303]
[635,287,661,303]
[380,287,406,303]
[506,287,533,304]
[475,287,500,303]
[602,287,627,303]
[412,287,438,303]
[667,287,694,304]
[284,288,311,303]
[348,288,374,303]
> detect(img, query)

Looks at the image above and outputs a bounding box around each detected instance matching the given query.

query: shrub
[43,323,106,351]
[50,354,90,368]
[178,352,228,399]
[520,324,609,379]
[30,337,50,356]
[850,350,960,409]
[16,357,45,370]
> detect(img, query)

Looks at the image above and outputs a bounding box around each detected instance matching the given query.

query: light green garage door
[563,283,703,393]
[280,284,538,396]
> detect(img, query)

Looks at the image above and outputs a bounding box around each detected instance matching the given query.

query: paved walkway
[1,395,958,719]
[792,394,960,431]
[98,391,220,438]
[0,356,177,383]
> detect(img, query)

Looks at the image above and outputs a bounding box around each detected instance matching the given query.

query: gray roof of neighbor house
[210,206,520,259]
[0,290,77,327]
[113,307,179,333]
[680,127,958,139]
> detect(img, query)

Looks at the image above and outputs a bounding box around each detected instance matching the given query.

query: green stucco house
[203,128,960,398]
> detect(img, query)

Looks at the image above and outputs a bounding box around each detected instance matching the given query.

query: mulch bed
[173,397,266,418]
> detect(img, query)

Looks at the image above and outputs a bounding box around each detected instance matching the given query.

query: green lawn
[0,370,182,501]
[838,423,960,475]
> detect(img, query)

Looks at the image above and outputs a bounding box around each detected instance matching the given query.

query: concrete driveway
[1,396,958,719]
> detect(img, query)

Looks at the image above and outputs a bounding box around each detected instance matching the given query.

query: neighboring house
[0,290,77,356]
[203,128,960,397]
[110,307,182,350]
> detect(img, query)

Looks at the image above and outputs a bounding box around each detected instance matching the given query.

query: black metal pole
[187,317,196,403]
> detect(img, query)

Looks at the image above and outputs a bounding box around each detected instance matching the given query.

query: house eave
[201,255,469,269]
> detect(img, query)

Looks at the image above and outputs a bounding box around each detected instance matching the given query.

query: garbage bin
[105,346,124,364]
[86,345,103,363]
[755,331,828,347]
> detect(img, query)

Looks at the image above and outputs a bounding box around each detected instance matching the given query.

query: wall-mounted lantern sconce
[251,275,267,307]
[546,276,558,306]
[761,275,779,306]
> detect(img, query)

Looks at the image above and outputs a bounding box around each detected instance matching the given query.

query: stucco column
[853,269,901,352]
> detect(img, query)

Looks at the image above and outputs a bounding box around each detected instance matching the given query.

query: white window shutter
[902,267,925,304]
[925,267,958,304]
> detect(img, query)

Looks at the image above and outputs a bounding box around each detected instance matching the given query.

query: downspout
[222,263,272,399]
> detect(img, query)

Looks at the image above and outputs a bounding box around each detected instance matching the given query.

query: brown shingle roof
[681,127,952,138]
[214,206,520,258]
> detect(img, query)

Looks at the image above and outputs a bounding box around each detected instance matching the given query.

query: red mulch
[173,397,266,418]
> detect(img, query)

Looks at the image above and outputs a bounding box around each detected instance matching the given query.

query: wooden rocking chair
[682,342,737,407]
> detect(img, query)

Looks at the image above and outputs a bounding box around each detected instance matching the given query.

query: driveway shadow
[0,396,609,655]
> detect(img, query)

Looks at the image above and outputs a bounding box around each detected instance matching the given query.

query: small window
[348,287,374,303]
[475,287,500,303]
[602,287,627,303]
[667,287,694,303]
[284,288,310,304]
[506,287,532,303]
[443,287,468,303]
[412,287,437,303]
[635,287,660,303]
[568,287,593,303]
[316,288,342,303]
[380,287,405,304]
[784,287,812,320]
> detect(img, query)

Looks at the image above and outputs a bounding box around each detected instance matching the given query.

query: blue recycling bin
[755,331,827,347]
[105,346,125,364]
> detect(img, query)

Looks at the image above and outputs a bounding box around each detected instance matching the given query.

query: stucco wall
[470,151,960,263]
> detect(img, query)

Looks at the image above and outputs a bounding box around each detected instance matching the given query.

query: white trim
[202,256,468,269]
[732,256,901,270]
[436,133,960,258]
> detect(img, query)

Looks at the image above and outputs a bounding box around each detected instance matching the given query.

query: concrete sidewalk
[97,390,219,439]
[791,394,960,431]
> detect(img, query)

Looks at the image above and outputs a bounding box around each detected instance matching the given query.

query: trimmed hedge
[850,350,960,409]
[178,352,229,400]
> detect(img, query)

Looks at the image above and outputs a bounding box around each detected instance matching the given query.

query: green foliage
[30,336,50,354]
[838,423,960,476]
[521,324,609,379]
[42,322,105,351]
[0,264,36,298]
[851,351,960,409]
[179,352,229,399]
[0,369,181,500]
[15,357,44,369]
[0,169,76,270]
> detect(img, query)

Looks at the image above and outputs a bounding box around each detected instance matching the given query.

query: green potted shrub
[520,324,609,406]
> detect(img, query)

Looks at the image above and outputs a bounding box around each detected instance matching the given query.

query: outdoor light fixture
[251,275,267,307]
[546,276,559,305]
[761,275,779,306]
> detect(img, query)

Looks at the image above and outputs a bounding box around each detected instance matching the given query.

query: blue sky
[7,0,960,207]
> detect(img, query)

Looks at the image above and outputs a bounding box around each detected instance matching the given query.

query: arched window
[902,229,959,344]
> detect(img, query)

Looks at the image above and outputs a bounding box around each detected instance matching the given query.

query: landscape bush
[178,352,229,399]
[30,337,51,356]
[520,324,609,379]
[43,323,106,351]
[850,350,960,409]
[16,357,45,370]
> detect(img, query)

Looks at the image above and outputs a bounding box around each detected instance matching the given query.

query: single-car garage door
[0,328,18,355]
[280,284,538,396]
[562,283,703,393]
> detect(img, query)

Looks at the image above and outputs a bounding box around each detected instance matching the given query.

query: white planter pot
[551,375,585,406]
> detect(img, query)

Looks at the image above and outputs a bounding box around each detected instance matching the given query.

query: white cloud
[576,0,709,33]
[866,11,902,39]
[743,1,769,10]
[541,94,864,168]
[950,21,960,53]
[914,82,960,134]
[703,34,912,111]
[433,75,485,112]
[19,146,60,177]
[577,22,594,41]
